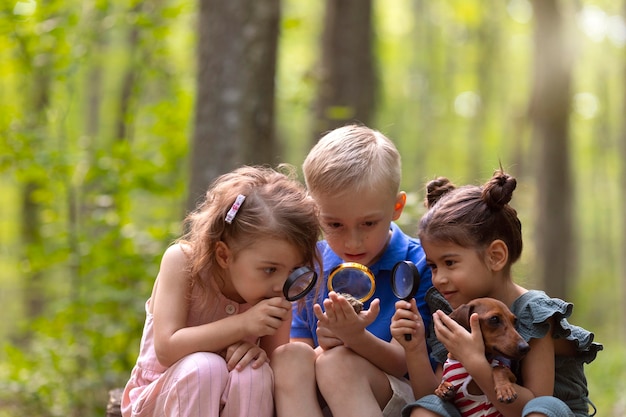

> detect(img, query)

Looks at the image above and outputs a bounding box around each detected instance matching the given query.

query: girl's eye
[264,267,277,274]
[325,222,342,230]
[427,262,437,271]
[444,259,455,267]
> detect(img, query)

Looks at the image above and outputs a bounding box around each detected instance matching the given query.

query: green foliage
[0,0,191,415]
[586,343,626,415]
[0,0,625,415]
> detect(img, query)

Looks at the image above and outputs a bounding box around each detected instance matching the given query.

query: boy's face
[314,188,405,267]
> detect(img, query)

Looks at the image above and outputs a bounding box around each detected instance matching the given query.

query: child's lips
[343,253,366,262]
[441,291,457,302]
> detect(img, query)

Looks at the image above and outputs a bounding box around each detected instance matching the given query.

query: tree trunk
[115,1,144,143]
[187,0,281,212]
[311,0,376,142]
[15,41,53,325]
[529,0,573,299]
[617,1,626,340]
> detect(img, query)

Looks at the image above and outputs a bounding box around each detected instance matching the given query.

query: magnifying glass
[391,261,421,340]
[327,262,376,303]
[283,266,318,301]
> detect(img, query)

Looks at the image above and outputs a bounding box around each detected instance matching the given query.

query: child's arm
[313,292,408,377]
[259,308,292,355]
[151,244,292,367]
[391,299,441,398]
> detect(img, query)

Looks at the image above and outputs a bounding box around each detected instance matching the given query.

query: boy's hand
[242,297,292,338]
[315,322,343,350]
[224,340,268,371]
[313,291,379,344]
[390,299,427,351]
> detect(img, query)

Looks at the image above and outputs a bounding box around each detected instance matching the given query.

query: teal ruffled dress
[402,289,603,417]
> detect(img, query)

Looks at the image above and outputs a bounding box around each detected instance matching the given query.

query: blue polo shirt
[291,223,433,352]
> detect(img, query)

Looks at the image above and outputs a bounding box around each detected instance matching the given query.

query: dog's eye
[489,316,501,326]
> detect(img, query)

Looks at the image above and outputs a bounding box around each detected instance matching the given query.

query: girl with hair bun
[391,169,602,417]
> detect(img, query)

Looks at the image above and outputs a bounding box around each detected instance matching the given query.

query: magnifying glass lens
[391,261,421,341]
[283,267,317,301]
[328,263,375,302]
[392,262,415,299]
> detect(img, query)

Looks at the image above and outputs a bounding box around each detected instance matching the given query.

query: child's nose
[273,280,285,296]
[344,228,362,249]
[432,270,446,286]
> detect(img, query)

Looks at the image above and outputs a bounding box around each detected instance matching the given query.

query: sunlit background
[1,0,624,415]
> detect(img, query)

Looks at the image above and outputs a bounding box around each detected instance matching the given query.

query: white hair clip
[225,194,246,224]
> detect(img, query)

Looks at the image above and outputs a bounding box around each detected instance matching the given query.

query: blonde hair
[179,165,321,296]
[303,124,401,198]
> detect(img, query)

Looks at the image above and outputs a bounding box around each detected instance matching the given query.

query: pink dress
[121,281,273,417]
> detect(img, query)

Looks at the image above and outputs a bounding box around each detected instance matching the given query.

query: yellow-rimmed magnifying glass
[327,262,376,303]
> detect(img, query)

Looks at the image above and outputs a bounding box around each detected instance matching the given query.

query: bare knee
[271,342,316,388]
[315,347,375,392]
[315,346,362,382]
[272,341,316,364]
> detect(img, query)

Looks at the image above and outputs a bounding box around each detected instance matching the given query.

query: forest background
[1,0,625,416]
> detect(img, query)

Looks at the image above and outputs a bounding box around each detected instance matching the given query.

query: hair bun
[425,177,456,208]
[481,170,516,210]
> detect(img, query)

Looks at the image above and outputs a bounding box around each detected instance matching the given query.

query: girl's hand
[313,291,379,344]
[241,297,292,338]
[433,310,486,366]
[390,299,427,351]
[224,341,268,371]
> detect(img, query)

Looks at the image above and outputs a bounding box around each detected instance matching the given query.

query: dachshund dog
[435,297,530,408]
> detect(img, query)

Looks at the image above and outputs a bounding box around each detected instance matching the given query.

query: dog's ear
[449,303,474,331]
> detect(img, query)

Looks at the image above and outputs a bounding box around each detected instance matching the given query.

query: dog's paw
[435,381,456,401]
[495,383,518,403]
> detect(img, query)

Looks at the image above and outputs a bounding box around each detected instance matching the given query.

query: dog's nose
[518,341,530,355]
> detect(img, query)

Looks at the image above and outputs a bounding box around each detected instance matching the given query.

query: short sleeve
[511,290,602,364]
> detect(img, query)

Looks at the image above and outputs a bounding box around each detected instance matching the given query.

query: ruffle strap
[512,290,603,363]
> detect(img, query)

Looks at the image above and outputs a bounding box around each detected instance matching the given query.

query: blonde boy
[271,125,435,417]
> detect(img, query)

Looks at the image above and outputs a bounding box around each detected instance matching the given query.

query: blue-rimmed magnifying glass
[391,261,421,340]
[283,266,318,301]
[327,262,376,303]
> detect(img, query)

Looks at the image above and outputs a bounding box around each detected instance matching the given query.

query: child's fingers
[469,312,482,339]
[242,348,268,370]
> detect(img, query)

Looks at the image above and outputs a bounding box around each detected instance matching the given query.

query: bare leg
[271,342,324,417]
[316,346,391,417]
[410,409,442,417]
